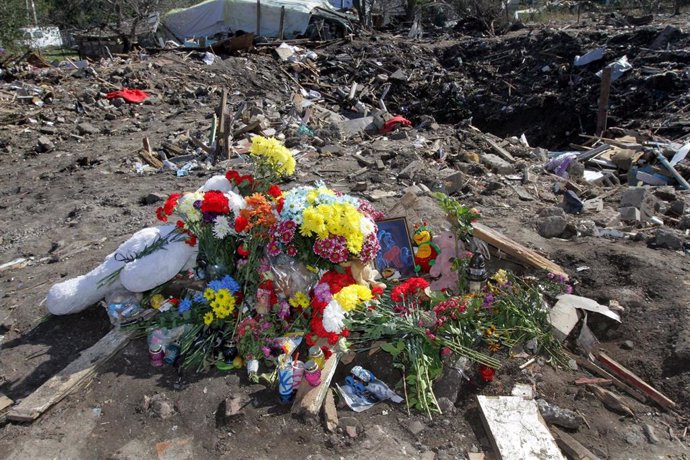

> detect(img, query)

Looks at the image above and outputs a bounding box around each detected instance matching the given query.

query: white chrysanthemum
[360,217,375,236]
[177,192,203,223]
[225,190,247,216]
[322,299,346,333]
[213,215,233,239]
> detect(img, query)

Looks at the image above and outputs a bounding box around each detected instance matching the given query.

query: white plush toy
[45,175,242,316]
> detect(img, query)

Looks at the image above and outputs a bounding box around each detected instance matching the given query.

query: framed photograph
[375,217,416,279]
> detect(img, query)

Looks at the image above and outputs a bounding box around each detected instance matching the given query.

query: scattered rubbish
[105,89,150,104]
[596,56,632,82]
[337,366,403,412]
[574,47,606,66]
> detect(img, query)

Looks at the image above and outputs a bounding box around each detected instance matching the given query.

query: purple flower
[277,300,290,320]
[313,283,332,304]
[564,285,573,294]
[261,346,271,358]
[482,293,495,309]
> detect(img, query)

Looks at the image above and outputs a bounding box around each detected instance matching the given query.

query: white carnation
[322,299,346,333]
[225,190,247,215]
[360,217,375,236]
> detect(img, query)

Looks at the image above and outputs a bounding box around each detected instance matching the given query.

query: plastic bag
[269,254,319,299]
[104,289,142,327]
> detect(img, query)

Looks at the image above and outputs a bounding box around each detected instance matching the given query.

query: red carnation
[321,346,333,360]
[478,365,495,382]
[185,233,197,247]
[176,220,185,229]
[234,215,249,232]
[237,244,250,257]
[277,198,285,213]
[267,184,282,198]
[201,191,230,214]
[225,170,241,184]
[371,285,384,298]
[163,193,181,216]
[156,207,167,222]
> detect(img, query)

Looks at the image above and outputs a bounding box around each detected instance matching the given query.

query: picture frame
[375,217,416,279]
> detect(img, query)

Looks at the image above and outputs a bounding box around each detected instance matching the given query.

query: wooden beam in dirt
[551,426,602,460]
[471,222,568,279]
[7,328,133,422]
[596,66,613,136]
[291,352,341,420]
[565,352,646,403]
[0,394,13,413]
[595,352,676,410]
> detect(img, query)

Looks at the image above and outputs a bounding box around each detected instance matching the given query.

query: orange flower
[240,193,276,233]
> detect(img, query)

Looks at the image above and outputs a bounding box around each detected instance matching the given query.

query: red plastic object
[379,115,412,134]
[106,89,149,104]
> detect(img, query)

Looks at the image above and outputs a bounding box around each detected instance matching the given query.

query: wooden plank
[595,352,676,410]
[0,394,14,412]
[566,352,647,403]
[551,426,602,460]
[278,6,285,40]
[7,329,133,422]
[291,352,341,420]
[471,222,568,279]
[596,66,612,136]
[477,395,565,460]
[484,137,516,162]
[574,377,612,386]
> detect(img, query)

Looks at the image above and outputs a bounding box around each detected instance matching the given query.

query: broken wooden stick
[574,377,612,386]
[140,137,163,169]
[291,352,341,420]
[565,352,646,403]
[471,222,568,279]
[551,426,602,460]
[595,351,676,410]
[7,328,134,422]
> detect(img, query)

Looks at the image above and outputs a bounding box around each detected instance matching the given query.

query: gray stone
[336,116,374,139]
[619,206,641,223]
[143,394,176,419]
[436,397,455,415]
[539,207,566,218]
[621,340,634,350]
[567,160,585,181]
[390,69,408,81]
[37,136,55,153]
[679,215,690,230]
[320,144,342,155]
[398,160,424,180]
[145,193,167,204]
[575,219,599,237]
[433,367,464,402]
[407,419,427,436]
[224,395,245,417]
[643,424,659,444]
[669,200,686,216]
[481,153,515,174]
[654,228,683,250]
[620,187,648,209]
[536,399,583,430]
[537,215,567,238]
[39,125,58,135]
[77,122,100,135]
[110,97,126,108]
[339,416,362,438]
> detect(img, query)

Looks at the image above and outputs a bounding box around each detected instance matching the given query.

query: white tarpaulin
[164,0,338,39]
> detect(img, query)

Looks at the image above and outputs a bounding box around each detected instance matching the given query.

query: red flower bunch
[234,215,249,232]
[390,277,429,303]
[267,184,282,199]
[225,170,254,188]
[155,193,181,222]
[478,365,495,382]
[200,191,229,214]
[307,269,357,346]
[432,297,467,327]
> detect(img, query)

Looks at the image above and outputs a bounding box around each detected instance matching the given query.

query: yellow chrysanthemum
[333,284,372,312]
[289,291,309,309]
[249,136,295,176]
[150,294,165,310]
[204,288,215,302]
[215,288,231,304]
[203,312,214,326]
[492,269,508,285]
[301,206,327,239]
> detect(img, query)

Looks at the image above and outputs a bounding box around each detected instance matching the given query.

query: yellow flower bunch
[306,187,335,204]
[300,203,365,254]
[210,288,236,319]
[333,284,373,312]
[491,269,508,286]
[289,291,309,309]
[150,294,165,310]
[249,136,296,176]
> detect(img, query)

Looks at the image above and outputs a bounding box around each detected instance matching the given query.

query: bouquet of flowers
[347,270,570,417]
[267,184,383,271]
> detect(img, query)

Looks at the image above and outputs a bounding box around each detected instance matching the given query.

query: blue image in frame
[375,217,416,279]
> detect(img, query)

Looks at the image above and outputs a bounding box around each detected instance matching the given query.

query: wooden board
[565,351,647,403]
[291,352,341,420]
[0,394,13,412]
[7,328,133,422]
[471,222,568,279]
[551,426,602,460]
[595,352,676,410]
[477,395,565,460]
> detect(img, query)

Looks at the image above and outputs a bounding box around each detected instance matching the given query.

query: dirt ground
[1,10,689,460]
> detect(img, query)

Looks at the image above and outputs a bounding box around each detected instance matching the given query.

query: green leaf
[380,340,405,358]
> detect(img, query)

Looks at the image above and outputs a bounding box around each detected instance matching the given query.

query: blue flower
[208,275,240,293]
[178,298,192,313]
[193,292,205,303]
